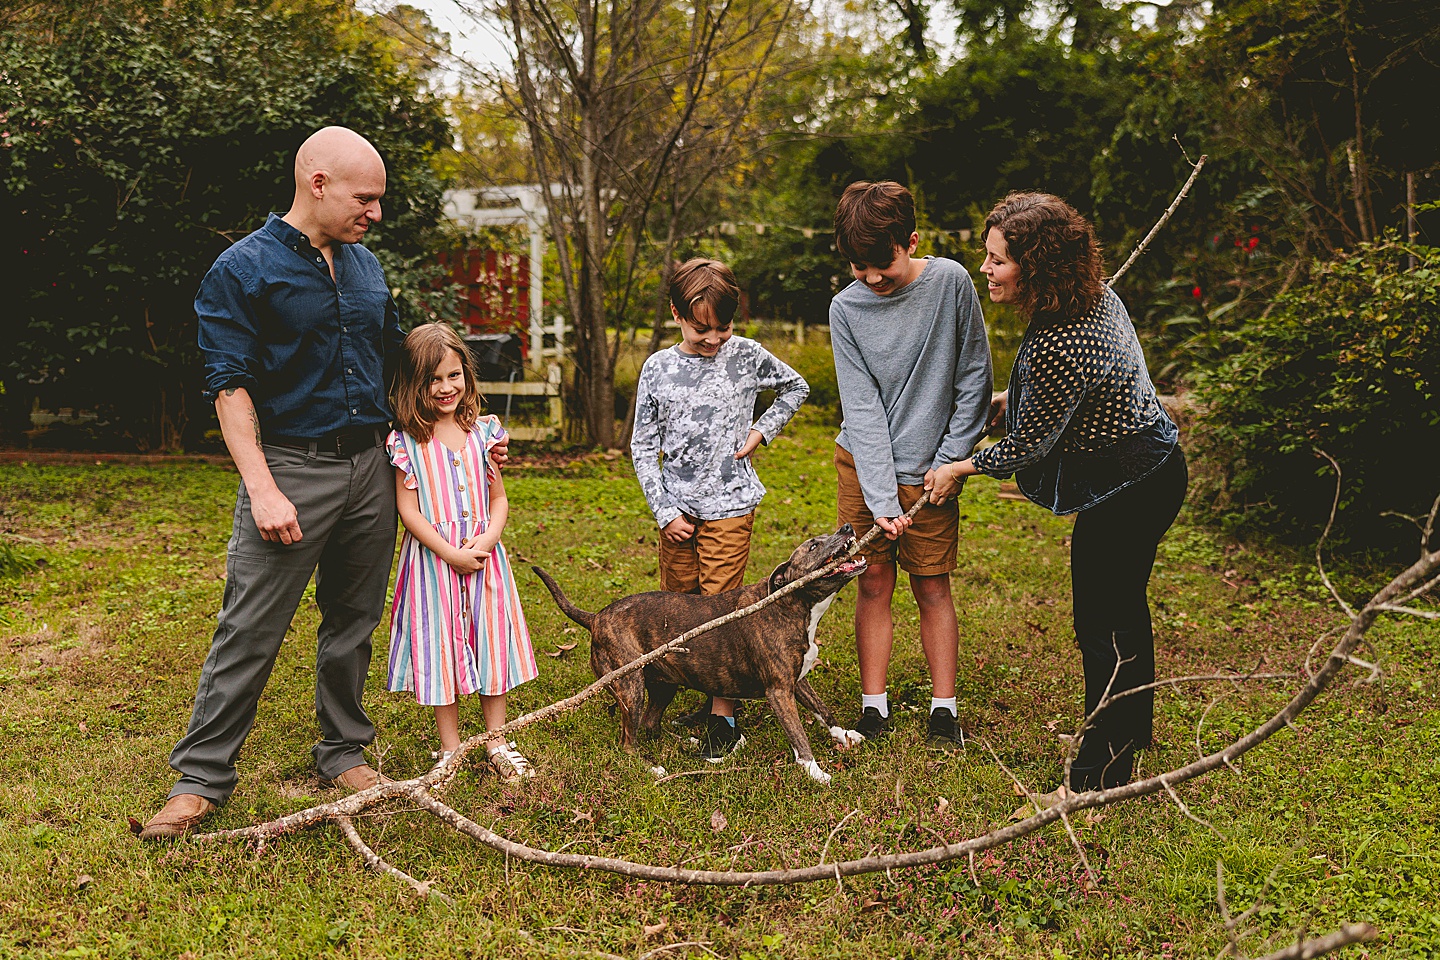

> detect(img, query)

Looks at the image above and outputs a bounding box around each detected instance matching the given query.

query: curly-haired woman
[928,192,1188,797]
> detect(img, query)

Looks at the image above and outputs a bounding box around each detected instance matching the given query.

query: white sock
[930,697,957,717]
[862,692,889,718]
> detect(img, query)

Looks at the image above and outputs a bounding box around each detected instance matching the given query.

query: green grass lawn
[2,412,1438,959]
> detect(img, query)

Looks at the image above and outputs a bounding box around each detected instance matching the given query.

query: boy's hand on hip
[662,515,696,543]
[875,515,909,540]
[734,429,764,460]
[251,487,303,544]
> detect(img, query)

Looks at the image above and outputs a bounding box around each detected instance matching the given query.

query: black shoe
[853,706,891,741]
[672,698,714,729]
[697,716,745,762]
[926,708,964,752]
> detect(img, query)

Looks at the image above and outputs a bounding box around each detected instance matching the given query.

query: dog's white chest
[798,594,837,680]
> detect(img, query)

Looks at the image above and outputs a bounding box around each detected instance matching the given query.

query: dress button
[462,510,469,518]
[453,458,461,466]
[351,408,357,414]
[458,484,465,491]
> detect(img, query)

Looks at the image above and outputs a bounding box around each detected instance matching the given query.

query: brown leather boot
[326,763,393,793]
[137,794,216,841]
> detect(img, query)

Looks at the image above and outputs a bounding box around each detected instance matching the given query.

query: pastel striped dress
[386,417,538,705]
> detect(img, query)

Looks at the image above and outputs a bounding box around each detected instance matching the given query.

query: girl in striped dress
[387,323,539,782]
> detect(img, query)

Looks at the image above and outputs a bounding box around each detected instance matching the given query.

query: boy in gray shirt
[829,181,992,750]
[632,258,809,759]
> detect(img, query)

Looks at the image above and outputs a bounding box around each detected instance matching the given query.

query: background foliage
[0,0,456,451]
[1191,238,1440,547]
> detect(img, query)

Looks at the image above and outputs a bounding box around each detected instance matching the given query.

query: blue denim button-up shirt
[196,213,403,438]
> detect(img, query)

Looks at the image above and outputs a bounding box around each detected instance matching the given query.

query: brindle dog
[533,525,867,782]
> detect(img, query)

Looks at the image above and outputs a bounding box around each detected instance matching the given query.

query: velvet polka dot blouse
[971,286,1179,514]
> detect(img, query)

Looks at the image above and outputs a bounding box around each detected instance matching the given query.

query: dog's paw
[796,759,832,784]
[828,725,864,749]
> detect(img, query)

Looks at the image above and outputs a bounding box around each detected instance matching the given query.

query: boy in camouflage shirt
[631,258,809,759]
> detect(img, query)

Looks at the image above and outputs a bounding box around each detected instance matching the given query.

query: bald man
[140,127,405,839]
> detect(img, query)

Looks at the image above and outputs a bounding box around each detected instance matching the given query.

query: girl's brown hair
[983,192,1105,322]
[391,323,484,443]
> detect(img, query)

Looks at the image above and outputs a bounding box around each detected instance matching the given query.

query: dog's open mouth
[835,553,867,574]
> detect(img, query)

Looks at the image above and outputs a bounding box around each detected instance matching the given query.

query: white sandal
[487,741,535,783]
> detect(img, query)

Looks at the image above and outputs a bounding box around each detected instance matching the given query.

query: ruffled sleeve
[387,429,419,490]
[479,416,507,482]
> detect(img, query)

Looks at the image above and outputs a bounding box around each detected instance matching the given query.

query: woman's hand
[662,515,696,543]
[925,460,978,504]
[987,390,1009,432]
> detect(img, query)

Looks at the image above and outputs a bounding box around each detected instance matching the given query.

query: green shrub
[1191,237,1440,549]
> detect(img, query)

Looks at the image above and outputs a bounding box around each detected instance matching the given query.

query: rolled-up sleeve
[196,258,262,402]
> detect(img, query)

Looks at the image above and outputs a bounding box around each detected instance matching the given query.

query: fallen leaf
[547,642,579,658]
[935,797,950,816]
[127,817,143,836]
[642,920,668,937]
[571,808,594,825]
[1083,810,1105,825]
[563,626,576,634]
[74,874,94,889]
[709,809,728,832]
[861,898,886,912]
[77,720,88,734]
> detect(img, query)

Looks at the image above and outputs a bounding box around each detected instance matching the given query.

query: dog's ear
[767,560,792,592]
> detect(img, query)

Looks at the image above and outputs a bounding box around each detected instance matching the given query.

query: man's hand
[987,389,1009,432]
[490,435,511,468]
[875,514,910,540]
[662,515,696,543]
[734,429,764,460]
[250,485,303,544]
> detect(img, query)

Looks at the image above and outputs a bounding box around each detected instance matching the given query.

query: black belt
[267,425,384,457]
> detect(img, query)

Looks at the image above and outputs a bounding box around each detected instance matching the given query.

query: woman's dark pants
[1067,446,1188,791]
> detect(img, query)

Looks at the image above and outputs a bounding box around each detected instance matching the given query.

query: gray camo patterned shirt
[631,336,809,527]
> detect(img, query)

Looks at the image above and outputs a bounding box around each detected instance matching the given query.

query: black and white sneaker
[853,706,891,741]
[671,698,714,729]
[697,715,745,762]
[926,708,964,752]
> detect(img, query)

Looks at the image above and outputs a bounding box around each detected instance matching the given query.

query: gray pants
[168,439,396,804]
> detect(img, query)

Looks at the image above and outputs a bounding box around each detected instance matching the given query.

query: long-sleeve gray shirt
[830,256,993,518]
[631,336,809,527]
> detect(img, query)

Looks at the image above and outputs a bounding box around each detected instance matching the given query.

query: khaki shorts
[657,511,755,595]
[835,445,958,576]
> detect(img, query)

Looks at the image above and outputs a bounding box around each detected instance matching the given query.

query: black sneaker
[698,715,745,762]
[672,697,715,729]
[853,706,891,741]
[926,708,964,752]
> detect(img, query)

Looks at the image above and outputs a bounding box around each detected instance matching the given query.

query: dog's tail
[531,566,597,630]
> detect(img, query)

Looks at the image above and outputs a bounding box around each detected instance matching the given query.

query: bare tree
[453,0,806,446]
